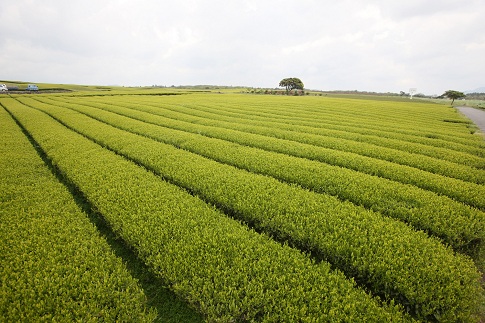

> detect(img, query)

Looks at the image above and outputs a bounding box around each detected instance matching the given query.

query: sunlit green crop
[1,91,484,322]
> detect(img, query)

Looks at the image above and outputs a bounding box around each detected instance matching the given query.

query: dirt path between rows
[456,106,485,135]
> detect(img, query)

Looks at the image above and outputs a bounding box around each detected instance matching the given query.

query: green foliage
[442,90,466,104]
[279,77,304,93]
[55,95,485,207]
[0,106,155,322]
[2,99,411,323]
[172,100,483,180]
[13,96,484,321]
[30,95,485,260]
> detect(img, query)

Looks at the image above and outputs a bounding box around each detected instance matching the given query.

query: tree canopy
[279,78,304,93]
[442,90,465,104]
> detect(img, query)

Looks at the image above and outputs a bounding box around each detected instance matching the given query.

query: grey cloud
[1,0,483,94]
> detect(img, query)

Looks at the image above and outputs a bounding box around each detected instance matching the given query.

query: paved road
[456,106,485,134]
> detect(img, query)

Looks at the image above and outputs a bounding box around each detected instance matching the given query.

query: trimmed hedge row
[21,97,484,322]
[115,95,485,172]
[28,97,485,261]
[132,95,485,164]
[40,96,485,210]
[3,99,410,322]
[0,104,155,321]
[139,94,484,150]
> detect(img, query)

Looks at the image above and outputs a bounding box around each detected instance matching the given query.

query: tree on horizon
[442,90,465,105]
[279,78,304,94]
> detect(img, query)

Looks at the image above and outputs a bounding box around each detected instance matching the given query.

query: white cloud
[1,0,484,94]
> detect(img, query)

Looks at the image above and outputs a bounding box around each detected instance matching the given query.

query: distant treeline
[465,92,485,100]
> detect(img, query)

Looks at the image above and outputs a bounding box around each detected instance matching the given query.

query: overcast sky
[1,0,484,94]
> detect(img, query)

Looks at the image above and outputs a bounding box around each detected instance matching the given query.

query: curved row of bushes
[128,98,485,176]
[0,104,155,321]
[39,96,485,210]
[131,95,485,161]
[19,98,484,322]
[27,96,485,261]
[3,98,411,322]
[150,94,482,148]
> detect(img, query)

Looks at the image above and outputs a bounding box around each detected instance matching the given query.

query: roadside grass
[426,98,485,110]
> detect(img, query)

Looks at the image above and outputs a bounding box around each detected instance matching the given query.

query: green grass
[426,97,485,109]
[0,80,248,94]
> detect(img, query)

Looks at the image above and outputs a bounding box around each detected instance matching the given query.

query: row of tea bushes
[22,98,483,322]
[3,99,410,322]
[40,96,485,210]
[30,97,485,260]
[132,95,485,164]
[0,104,155,321]
[118,95,485,173]
[135,94,484,152]
[60,95,485,190]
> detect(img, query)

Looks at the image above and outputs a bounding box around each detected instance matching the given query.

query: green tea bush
[2,98,412,323]
[50,95,485,210]
[17,97,483,321]
[0,105,155,322]
[30,96,485,260]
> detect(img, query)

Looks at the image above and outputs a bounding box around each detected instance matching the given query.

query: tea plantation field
[1,91,484,322]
